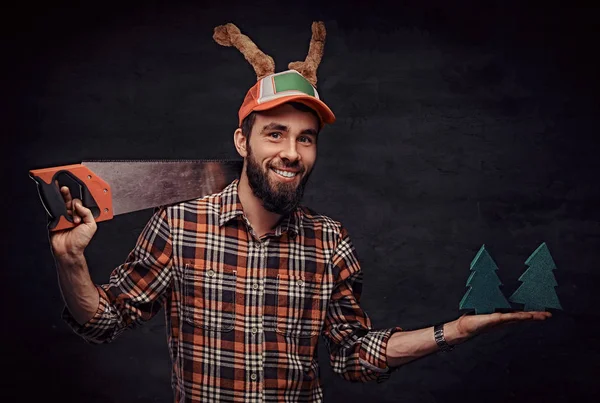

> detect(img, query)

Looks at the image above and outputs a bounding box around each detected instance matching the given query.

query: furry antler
[288,21,326,87]
[213,23,275,81]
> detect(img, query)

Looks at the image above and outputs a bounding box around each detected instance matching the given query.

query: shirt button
[252,283,259,290]
[297,279,304,286]
[250,373,257,381]
[251,327,258,334]
[207,269,215,277]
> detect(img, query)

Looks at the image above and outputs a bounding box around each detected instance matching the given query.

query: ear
[233,128,248,158]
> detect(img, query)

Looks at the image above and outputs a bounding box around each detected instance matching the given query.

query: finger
[529,311,552,320]
[72,198,82,223]
[499,311,551,323]
[73,199,96,225]
[509,312,537,322]
[513,311,550,321]
[480,312,525,327]
[60,186,73,205]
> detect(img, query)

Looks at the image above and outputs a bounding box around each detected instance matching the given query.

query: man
[50,25,550,403]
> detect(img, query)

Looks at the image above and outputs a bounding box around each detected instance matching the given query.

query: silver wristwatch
[434,323,454,352]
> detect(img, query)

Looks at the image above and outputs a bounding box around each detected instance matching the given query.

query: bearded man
[50,25,550,403]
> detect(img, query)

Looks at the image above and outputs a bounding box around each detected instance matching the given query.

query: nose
[278,138,300,163]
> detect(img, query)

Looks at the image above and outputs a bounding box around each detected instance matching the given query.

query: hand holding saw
[29,159,243,231]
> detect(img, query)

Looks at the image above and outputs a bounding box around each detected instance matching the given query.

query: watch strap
[434,323,454,352]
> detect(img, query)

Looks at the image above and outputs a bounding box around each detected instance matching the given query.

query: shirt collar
[219,179,245,227]
[273,208,303,238]
[219,179,304,236]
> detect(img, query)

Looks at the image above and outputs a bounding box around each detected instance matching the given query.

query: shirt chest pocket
[182,264,237,332]
[276,273,323,338]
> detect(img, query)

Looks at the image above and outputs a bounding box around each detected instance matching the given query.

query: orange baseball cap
[238,69,336,128]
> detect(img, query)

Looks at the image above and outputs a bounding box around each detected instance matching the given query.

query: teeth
[273,168,296,178]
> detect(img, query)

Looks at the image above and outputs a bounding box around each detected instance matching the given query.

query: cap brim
[251,94,336,127]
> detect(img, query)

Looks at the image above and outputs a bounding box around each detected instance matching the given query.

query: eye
[298,135,314,144]
[268,132,282,139]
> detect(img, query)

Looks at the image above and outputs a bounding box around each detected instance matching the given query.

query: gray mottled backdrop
[4,0,599,402]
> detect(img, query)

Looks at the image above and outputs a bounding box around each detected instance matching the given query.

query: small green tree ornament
[509,242,563,312]
[459,245,512,314]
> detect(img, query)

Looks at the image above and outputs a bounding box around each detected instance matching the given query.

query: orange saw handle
[29,164,114,231]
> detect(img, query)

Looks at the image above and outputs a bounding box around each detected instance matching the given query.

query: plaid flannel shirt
[63,179,402,402]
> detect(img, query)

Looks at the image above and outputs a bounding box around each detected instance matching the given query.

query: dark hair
[240,102,321,138]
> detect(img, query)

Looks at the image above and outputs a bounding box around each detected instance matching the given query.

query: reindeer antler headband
[213,21,336,127]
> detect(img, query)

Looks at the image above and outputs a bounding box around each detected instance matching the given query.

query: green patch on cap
[273,72,315,97]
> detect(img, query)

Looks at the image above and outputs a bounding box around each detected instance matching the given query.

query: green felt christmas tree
[509,242,563,312]
[459,245,512,314]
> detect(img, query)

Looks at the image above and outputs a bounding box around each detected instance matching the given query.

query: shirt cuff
[358,326,403,383]
[61,285,112,342]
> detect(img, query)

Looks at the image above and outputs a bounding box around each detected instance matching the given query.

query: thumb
[73,200,96,225]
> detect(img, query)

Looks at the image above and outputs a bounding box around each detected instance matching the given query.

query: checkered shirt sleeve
[322,227,402,383]
[61,207,174,344]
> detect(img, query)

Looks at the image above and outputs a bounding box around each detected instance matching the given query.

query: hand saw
[29,159,243,232]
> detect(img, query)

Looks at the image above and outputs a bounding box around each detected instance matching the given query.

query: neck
[237,170,283,238]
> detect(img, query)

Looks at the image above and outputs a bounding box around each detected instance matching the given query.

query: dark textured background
[3,0,600,402]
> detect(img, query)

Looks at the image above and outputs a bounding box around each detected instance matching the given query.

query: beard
[245,143,312,215]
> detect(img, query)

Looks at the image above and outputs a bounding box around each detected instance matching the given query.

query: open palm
[455,310,552,338]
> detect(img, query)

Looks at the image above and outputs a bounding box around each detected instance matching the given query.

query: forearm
[386,320,469,367]
[54,253,100,326]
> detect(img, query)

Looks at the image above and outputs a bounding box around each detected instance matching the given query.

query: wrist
[433,323,454,352]
[54,251,86,268]
[443,320,470,346]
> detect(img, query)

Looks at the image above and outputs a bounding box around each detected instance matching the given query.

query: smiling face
[235,102,320,215]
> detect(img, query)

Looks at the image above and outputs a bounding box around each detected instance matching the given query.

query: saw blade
[81,159,243,215]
